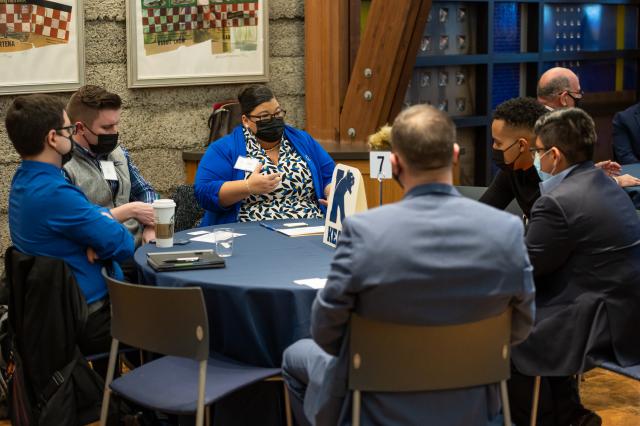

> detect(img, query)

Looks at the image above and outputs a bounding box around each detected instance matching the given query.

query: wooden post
[304,0,351,143]
[339,0,431,143]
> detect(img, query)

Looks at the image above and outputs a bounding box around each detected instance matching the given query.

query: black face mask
[255,118,285,143]
[492,140,521,171]
[89,133,119,156]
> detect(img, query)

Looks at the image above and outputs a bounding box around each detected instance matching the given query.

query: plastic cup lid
[152,199,176,208]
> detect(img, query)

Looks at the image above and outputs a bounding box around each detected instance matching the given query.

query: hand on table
[614,174,640,187]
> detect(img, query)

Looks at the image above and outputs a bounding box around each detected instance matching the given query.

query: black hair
[534,108,595,164]
[493,97,548,131]
[5,94,65,158]
[238,85,275,115]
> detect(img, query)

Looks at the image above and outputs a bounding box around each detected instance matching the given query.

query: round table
[135,219,334,368]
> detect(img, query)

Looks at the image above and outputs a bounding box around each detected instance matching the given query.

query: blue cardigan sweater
[194,125,336,226]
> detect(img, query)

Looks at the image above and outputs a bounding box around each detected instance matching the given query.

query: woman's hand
[246,163,281,195]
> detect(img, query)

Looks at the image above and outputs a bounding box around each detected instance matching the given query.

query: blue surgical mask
[533,151,553,181]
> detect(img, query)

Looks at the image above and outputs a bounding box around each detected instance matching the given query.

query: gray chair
[171,184,205,232]
[456,186,524,217]
[99,269,291,426]
[348,310,513,426]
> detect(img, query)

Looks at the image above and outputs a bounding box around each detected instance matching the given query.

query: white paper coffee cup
[152,199,176,248]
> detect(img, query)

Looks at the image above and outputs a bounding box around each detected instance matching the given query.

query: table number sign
[323,164,368,248]
[369,151,392,180]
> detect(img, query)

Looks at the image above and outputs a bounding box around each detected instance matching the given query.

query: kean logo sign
[323,164,367,248]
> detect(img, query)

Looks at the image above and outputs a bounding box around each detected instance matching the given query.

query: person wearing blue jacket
[195,85,335,226]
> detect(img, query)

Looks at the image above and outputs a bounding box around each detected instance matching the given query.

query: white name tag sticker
[99,161,118,181]
[369,151,392,180]
[234,156,260,172]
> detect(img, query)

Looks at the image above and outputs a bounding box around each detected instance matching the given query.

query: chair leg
[282,380,293,426]
[530,376,541,426]
[352,390,361,426]
[500,380,512,426]
[195,360,207,426]
[99,339,120,426]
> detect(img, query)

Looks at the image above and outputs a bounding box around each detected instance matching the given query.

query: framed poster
[0,0,85,95]
[127,0,269,88]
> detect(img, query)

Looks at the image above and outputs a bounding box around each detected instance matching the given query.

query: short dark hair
[493,97,548,131]
[391,105,456,170]
[534,108,595,164]
[537,76,570,99]
[238,85,275,115]
[5,94,65,158]
[67,85,122,125]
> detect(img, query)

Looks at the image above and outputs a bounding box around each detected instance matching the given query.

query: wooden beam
[388,0,433,121]
[349,0,362,74]
[304,0,350,143]
[339,0,431,143]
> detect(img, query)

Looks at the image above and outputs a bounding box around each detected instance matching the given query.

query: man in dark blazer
[510,108,640,426]
[282,105,536,426]
[612,102,640,164]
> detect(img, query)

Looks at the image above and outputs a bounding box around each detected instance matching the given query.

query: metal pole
[378,175,384,207]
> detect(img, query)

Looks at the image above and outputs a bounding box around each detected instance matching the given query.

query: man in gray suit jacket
[282,105,536,426]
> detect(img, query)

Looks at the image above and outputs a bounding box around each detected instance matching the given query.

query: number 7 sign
[369,151,392,179]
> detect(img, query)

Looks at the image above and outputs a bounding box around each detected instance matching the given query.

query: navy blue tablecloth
[135,219,334,368]
[622,163,640,209]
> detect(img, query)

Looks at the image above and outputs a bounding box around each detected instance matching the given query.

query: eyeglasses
[529,147,548,154]
[55,124,77,136]
[247,110,287,123]
[566,90,584,103]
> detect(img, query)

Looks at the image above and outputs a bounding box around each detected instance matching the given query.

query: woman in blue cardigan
[195,86,336,226]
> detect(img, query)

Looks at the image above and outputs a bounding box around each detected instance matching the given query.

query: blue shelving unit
[408,0,640,185]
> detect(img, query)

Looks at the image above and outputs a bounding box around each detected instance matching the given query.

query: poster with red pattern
[0,0,83,94]
[129,0,267,87]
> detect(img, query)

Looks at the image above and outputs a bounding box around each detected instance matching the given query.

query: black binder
[146,249,225,272]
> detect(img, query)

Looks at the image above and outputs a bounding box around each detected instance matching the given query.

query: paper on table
[293,278,327,289]
[283,222,308,228]
[187,230,209,236]
[276,226,325,237]
[190,231,245,243]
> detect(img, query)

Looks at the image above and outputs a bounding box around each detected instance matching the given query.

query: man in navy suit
[612,102,640,164]
[509,108,640,426]
[282,105,536,426]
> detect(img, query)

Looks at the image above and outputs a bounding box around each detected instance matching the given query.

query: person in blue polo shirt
[5,94,134,358]
[194,85,335,226]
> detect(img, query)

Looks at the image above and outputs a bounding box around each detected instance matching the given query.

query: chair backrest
[348,310,511,392]
[102,269,209,361]
[171,184,205,232]
[456,186,523,217]
[207,101,242,145]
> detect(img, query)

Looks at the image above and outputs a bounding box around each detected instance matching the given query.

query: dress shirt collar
[404,182,459,200]
[540,163,579,195]
[20,160,64,176]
